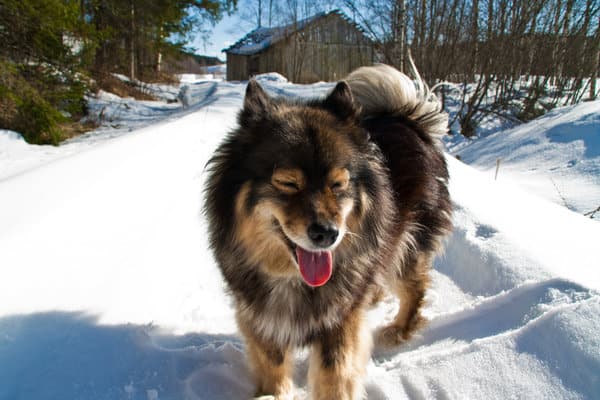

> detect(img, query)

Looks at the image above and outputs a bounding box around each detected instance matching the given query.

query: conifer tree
[0,0,236,144]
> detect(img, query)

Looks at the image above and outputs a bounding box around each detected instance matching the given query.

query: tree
[0,0,236,144]
[591,16,600,99]
[84,0,236,79]
[343,0,403,67]
[0,0,87,144]
[344,0,600,136]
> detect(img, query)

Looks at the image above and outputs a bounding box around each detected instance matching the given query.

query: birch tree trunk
[471,0,479,80]
[397,0,406,71]
[591,16,600,99]
[390,0,403,69]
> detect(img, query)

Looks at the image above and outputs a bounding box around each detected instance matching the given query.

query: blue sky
[192,14,246,60]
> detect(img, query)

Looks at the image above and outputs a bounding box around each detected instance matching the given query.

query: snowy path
[1,81,599,400]
[0,81,219,181]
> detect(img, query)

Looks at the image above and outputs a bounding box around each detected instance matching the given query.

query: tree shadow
[545,118,600,159]
[0,312,393,400]
[0,311,251,400]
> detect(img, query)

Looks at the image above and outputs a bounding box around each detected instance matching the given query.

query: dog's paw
[376,313,428,348]
[375,324,406,348]
[368,286,386,308]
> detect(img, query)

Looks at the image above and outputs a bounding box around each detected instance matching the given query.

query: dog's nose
[307,223,339,248]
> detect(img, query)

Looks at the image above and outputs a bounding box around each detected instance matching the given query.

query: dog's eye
[272,168,305,193]
[330,180,348,192]
[328,168,350,193]
[274,180,300,193]
[282,181,299,190]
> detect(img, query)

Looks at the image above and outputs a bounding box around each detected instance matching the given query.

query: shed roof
[223,10,370,56]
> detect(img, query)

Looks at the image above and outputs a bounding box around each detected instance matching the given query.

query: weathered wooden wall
[226,14,374,82]
[226,53,248,81]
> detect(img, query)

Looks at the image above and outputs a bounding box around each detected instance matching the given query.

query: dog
[204,64,452,400]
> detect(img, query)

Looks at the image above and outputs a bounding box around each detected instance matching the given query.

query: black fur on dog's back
[347,63,452,266]
[365,115,451,256]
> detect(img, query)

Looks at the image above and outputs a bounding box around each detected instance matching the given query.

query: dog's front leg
[238,319,294,399]
[308,310,372,400]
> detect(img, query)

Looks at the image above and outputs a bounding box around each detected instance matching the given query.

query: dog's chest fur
[233,256,378,348]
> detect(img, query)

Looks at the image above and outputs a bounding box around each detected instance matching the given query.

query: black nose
[307,223,339,247]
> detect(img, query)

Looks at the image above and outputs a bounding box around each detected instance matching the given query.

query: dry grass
[94,73,156,101]
[56,120,100,142]
[138,71,179,84]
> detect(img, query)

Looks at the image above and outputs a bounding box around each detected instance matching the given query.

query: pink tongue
[296,248,333,287]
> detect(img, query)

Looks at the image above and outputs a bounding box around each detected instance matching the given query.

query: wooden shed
[224,10,375,83]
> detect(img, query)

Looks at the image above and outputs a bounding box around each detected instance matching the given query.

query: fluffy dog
[204,64,452,400]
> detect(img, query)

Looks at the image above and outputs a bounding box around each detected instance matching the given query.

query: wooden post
[495,158,501,181]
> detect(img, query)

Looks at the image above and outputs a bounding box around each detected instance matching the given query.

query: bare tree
[392,0,407,70]
[130,0,135,79]
[591,15,600,99]
[235,0,598,134]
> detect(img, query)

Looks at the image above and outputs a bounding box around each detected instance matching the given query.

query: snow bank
[0,129,68,181]
[0,130,27,154]
[0,82,220,181]
[444,156,600,292]
[449,100,600,219]
[207,64,226,75]
[254,72,288,83]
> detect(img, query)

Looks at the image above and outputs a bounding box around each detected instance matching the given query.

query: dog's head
[232,80,378,287]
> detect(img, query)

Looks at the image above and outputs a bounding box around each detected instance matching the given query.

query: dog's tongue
[296,248,332,287]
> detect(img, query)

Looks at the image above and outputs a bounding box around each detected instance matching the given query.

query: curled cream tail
[346,63,449,141]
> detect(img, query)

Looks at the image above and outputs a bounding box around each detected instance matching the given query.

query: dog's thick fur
[204,64,452,399]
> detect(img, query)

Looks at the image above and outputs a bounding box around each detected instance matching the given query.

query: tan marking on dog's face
[272,168,305,194]
[234,182,298,278]
[327,168,350,193]
[346,187,371,234]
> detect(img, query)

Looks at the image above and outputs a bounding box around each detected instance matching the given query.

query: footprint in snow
[475,224,497,240]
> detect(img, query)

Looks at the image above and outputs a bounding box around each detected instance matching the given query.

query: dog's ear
[323,81,358,120]
[240,79,272,127]
[244,79,271,114]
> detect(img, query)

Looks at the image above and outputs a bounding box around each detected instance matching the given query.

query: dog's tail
[345,62,448,140]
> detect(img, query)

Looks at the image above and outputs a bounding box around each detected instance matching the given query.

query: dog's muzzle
[307,223,339,248]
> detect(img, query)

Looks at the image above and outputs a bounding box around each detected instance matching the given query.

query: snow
[206,64,226,75]
[445,156,600,291]
[254,72,289,83]
[0,82,219,181]
[445,100,600,220]
[1,79,599,400]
